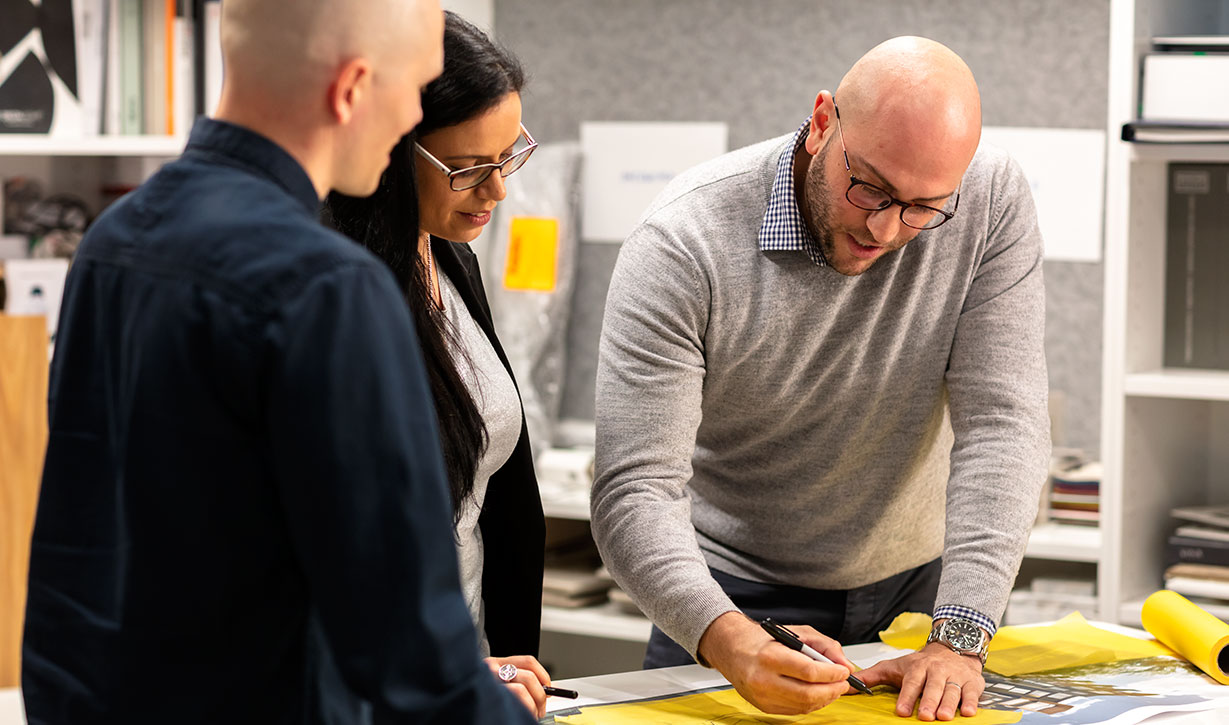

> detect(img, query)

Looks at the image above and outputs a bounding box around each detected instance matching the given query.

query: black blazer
[433,236,546,658]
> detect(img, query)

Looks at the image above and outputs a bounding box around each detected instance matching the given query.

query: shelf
[1124,369,1229,401]
[0,135,186,156]
[1130,143,1229,163]
[1025,522,1102,562]
[541,602,652,643]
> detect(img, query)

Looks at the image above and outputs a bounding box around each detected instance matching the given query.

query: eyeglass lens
[847,182,948,230]
[450,143,536,191]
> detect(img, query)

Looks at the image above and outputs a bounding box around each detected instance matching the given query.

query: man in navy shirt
[21,1,537,723]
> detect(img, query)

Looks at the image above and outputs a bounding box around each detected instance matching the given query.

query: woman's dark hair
[322,11,525,522]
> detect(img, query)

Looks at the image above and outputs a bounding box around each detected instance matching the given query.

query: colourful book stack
[1047,461,1101,526]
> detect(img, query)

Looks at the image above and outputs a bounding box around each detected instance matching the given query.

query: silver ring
[945,682,962,691]
[498,663,518,682]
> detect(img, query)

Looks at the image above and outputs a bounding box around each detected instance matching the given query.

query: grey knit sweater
[591,133,1051,658]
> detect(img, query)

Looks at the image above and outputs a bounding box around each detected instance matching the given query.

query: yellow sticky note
[878,611,1175,677]
[556,686,1021,724]
[1141,589,1229,685]
[503,216,558,292]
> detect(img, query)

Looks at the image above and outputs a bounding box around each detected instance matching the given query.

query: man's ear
[328,58,373,125]
[804,90,835,155]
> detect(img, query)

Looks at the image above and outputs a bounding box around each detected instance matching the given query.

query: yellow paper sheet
[1141,589,1229,685]
[556,686,1021,724]
[503,216,558,292]
[877,611,1174,676]
[877,611,933,650]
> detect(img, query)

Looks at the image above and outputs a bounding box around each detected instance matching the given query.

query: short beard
[801,140,838,267]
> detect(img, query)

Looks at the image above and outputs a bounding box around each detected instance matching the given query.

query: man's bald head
[834,36,982,168]
[795,37,982,275]
[221,0,437,106]
[213,0,443,198]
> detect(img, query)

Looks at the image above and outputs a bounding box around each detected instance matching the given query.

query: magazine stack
[1165,505,1229,621]
[1047,460,1101,527]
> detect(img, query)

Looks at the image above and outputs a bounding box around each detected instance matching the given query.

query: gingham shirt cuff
[933,605,998,639]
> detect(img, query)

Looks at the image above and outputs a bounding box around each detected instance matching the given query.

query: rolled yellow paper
[1140,589,1229,685]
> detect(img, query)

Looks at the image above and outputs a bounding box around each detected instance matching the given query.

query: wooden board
[0,315,49,688]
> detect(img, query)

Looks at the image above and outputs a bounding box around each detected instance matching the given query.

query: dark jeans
[643,558,942,669]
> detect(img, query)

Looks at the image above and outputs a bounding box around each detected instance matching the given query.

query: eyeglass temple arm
[413,143,453,174]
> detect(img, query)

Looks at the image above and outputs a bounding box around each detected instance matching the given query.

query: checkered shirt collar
[757,117,827,267]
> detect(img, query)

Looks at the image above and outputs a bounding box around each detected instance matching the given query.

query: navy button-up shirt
[22,119,534,725]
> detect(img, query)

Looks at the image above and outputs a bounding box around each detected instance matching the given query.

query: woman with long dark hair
[324,11,551,718]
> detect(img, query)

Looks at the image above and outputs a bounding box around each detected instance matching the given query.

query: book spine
[119,0,144,135]
[1166,535,1229,568]
[172,1,195,135]
[104,0,122,135]
[202,0,221,117]
[165,0,175,134]
[142,0,167,135]
[73,0,107,136]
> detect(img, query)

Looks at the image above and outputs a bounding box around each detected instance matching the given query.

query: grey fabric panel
[495,0,1110,454]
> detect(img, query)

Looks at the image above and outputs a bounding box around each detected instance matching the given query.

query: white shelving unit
[0,135,182,238]
[1100,0,1229,626]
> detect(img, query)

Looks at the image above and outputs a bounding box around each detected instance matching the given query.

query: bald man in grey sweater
[592,37,1049,721]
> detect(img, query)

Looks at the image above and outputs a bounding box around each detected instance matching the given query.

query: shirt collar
[757,117,827,267]
[183,117,321,216]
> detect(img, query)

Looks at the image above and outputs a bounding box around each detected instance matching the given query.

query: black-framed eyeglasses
[833,103,960,230]
[414,124,537,191]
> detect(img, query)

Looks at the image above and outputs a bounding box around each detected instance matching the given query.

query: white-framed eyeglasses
[414,124,537,191]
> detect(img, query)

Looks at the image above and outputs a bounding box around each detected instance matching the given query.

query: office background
[491,0,1111,457]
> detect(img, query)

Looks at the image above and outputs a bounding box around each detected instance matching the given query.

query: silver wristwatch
[926,617,990,665]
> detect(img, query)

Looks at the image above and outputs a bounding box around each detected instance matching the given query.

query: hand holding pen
[696,611,860,715]
[759,618,873,695]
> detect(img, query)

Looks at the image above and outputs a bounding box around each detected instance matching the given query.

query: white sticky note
[979,127,1106,263]
[581,122,728,243]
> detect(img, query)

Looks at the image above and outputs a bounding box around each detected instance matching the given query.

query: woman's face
[414,92,524,243]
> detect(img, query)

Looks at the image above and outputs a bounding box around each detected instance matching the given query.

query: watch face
[944,619,984,651]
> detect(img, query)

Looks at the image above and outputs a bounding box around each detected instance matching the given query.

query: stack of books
[1047,461,1101,527]
[1164,505,1229,620]
[541,518,608,609]
[541,568,611,609]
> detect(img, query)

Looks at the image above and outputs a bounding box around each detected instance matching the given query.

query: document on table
[547,614,1229,725]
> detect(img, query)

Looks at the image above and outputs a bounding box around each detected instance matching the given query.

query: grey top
[438,270,523,657]
[591,133,1051,658]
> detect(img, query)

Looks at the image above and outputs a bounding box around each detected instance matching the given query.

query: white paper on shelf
[979,126,1105,263]
[1142,54,1229,122]
[580,121,728,243]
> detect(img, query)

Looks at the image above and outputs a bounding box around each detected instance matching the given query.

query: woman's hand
[485,654,552,718]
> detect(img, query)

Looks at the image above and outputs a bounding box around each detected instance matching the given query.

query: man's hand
[856,642,985,721]
[697,612,854,715]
